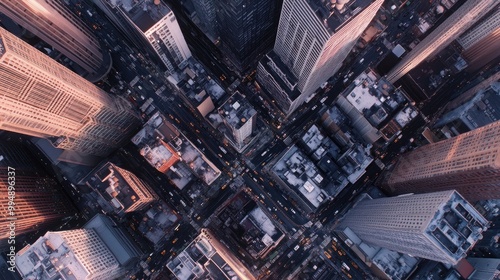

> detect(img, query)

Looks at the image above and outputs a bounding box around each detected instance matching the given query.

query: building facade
[92,0,191,74]
[265,0,383,115]
[384,120,500,202]
[0,140,76,252]
[336,191,489,264]
[0,0,111,82]
[191,0,218,38]
[215,0,281,73]
[0,27,140,157]
[386,0,498,83]
[457,4,500,71]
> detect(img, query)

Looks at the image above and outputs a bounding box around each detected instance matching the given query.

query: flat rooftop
[167,229,256,280]
[86,162,155,212]
[220,92,257,130]
[120,0,171,32]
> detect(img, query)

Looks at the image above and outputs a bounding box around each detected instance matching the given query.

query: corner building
[0,27,140,157]
[385,120,500,202]
[337,191,489,265]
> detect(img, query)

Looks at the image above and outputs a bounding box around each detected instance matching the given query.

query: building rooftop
[118,0,171,32]
[220,92,257,130]
[307,0,376,33]
[85,162,156,213]
[138,201,180,246]
[172,136,221,185]
[16,230,119,280]
[273,146,328,208]
[167,229,256,280]
[132,112,221,186]
[424,191,489,263]
[434,82,500,134]
[212,191,284,263]
[172,58,226,106]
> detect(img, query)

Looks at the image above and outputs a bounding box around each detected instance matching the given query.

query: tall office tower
[262,0,384,115]
[0,140,76,252]
[191,0,218,38]
[386,0,497,83]
[336,191,489,265]
[0,0,111,82]
[215,0,281,73]
[384,121,500,202]
[457,4,500,72]
[0,27,141,158]
[91,0,191,74]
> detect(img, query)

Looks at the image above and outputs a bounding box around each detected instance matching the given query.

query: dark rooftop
[125,0,171,32]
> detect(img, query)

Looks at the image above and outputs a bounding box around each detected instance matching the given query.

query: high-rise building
[336,191,489,265]
[0,27,141,158]
[259,0,384,115]
[219,92,257,150]
[434,81,500,137]
[91,0,191,74]
[384,120,500,202]
[0,0,111,82]
[84,162,158,214]
[457,4,500,71]
[191,0,218,38]
[15,214,140,279]
[215,0,281,73]
[0,140,76,252]
[467,258,500,280]
[386,0,497,83]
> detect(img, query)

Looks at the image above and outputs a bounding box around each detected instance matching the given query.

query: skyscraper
[386,0,497,83]
[0,27,141,157]
[0,139,76,252]
[91,0,191,74]
[457,4,500,71]
[336,191,489,265]
[215,0,281,73]
[384,120,500,202]
[259,0,384,115]
[191,0,218,38]
[0,0,112,82]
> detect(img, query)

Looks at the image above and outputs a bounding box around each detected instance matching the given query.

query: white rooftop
[249,207,277,237]
[346,80,381,113]
[16,230,119,280]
